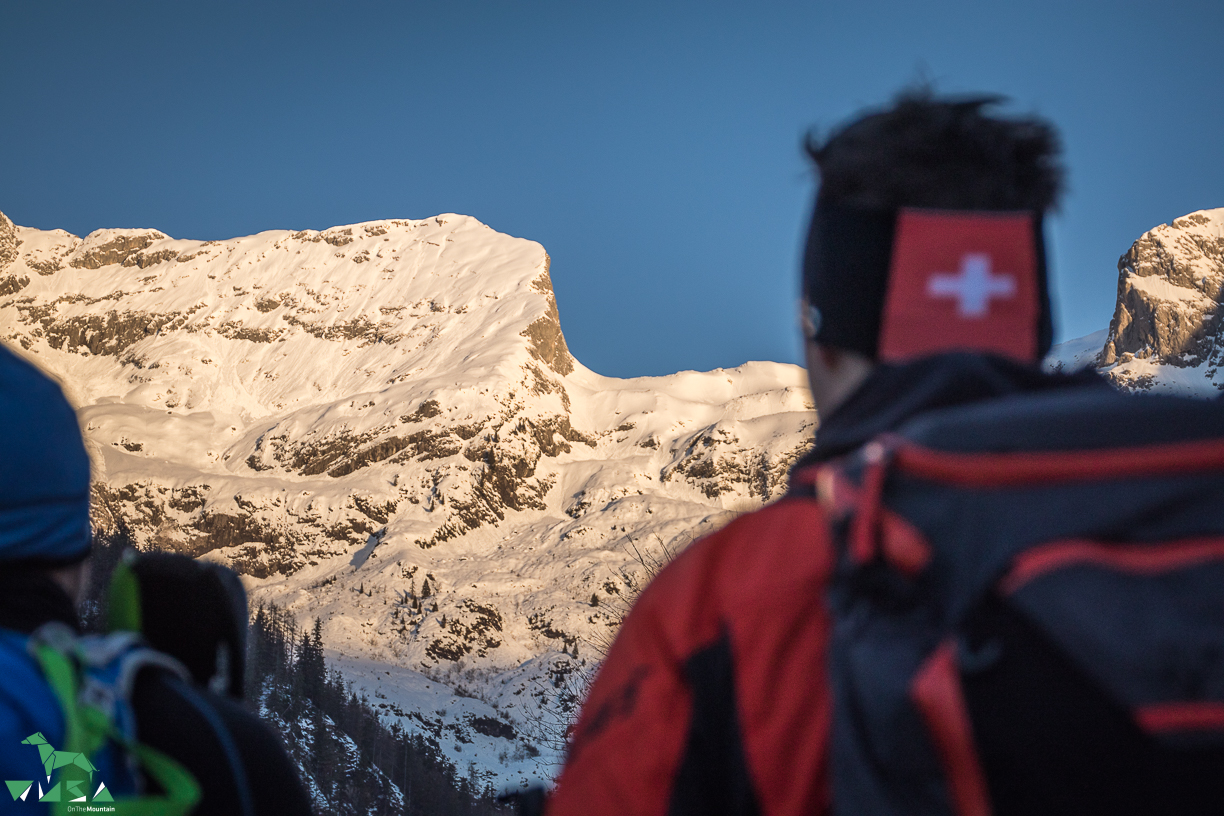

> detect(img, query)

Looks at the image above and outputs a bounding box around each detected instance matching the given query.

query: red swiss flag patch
[877,209,1039,363]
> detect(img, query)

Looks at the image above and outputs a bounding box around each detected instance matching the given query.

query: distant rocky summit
[1047,208,1224,395]
[1097,208,1224,394]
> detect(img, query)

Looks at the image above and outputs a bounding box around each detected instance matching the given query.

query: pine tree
[310,704,337,796]
[244,601,514,815]
[299,617,326,704]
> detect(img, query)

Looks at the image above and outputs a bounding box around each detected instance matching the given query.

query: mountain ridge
[0,209,815,787]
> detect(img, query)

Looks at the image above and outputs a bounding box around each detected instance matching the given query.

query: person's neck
[0,567,80,634]
[809,351,1107,461]
[805,341,875,418]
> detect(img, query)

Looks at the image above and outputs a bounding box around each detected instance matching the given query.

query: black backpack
[818,386,1224,816]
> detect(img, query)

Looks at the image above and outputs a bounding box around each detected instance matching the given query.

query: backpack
[5,622,201,816]
[815,387,1224,816]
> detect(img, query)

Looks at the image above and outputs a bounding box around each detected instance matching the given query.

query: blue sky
[3,1,1221,377]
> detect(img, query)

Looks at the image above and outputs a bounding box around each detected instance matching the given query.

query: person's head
[800,89,1065,416]
[0,344,92,611]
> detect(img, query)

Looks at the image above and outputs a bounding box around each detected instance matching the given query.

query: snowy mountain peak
[1,212,569,407]
[1,210,814,785]
[0,212,609,566]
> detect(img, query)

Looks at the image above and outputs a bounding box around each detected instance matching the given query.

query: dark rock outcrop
[0,212,18,272]
[521,260,574,376]
[71,230,168,269]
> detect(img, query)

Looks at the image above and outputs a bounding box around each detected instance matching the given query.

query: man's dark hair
[805,89,1064,212]
[800,89,1064,361]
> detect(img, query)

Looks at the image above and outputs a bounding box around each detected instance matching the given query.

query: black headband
[801,202,1053,362]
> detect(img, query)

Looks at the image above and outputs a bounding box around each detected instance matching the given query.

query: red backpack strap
[911,641,994,816]
[891,435,1224,486]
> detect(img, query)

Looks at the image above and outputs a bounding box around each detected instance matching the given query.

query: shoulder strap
[28,623,202,816]
[811,442,933,579]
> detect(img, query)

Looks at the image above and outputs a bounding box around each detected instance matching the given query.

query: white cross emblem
[926,253,1016,318]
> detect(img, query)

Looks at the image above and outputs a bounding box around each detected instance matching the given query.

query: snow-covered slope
[0,210,815,787]
[1044,328,1111,373]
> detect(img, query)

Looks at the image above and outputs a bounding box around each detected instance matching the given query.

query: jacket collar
[797,352,1108,469]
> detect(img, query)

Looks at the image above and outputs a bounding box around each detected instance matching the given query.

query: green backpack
[23,601,201,814]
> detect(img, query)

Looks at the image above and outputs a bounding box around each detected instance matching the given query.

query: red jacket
[548,476,834,816]
[547,356,1117,816]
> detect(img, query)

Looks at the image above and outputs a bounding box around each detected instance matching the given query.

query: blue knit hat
[0,344,91,565]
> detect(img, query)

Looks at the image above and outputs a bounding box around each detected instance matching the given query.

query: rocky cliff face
[0,212,22,287]
[1092,208,1224,394]
[0,209,815,786]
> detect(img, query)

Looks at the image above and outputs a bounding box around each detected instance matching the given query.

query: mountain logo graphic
[4,732,113,804]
